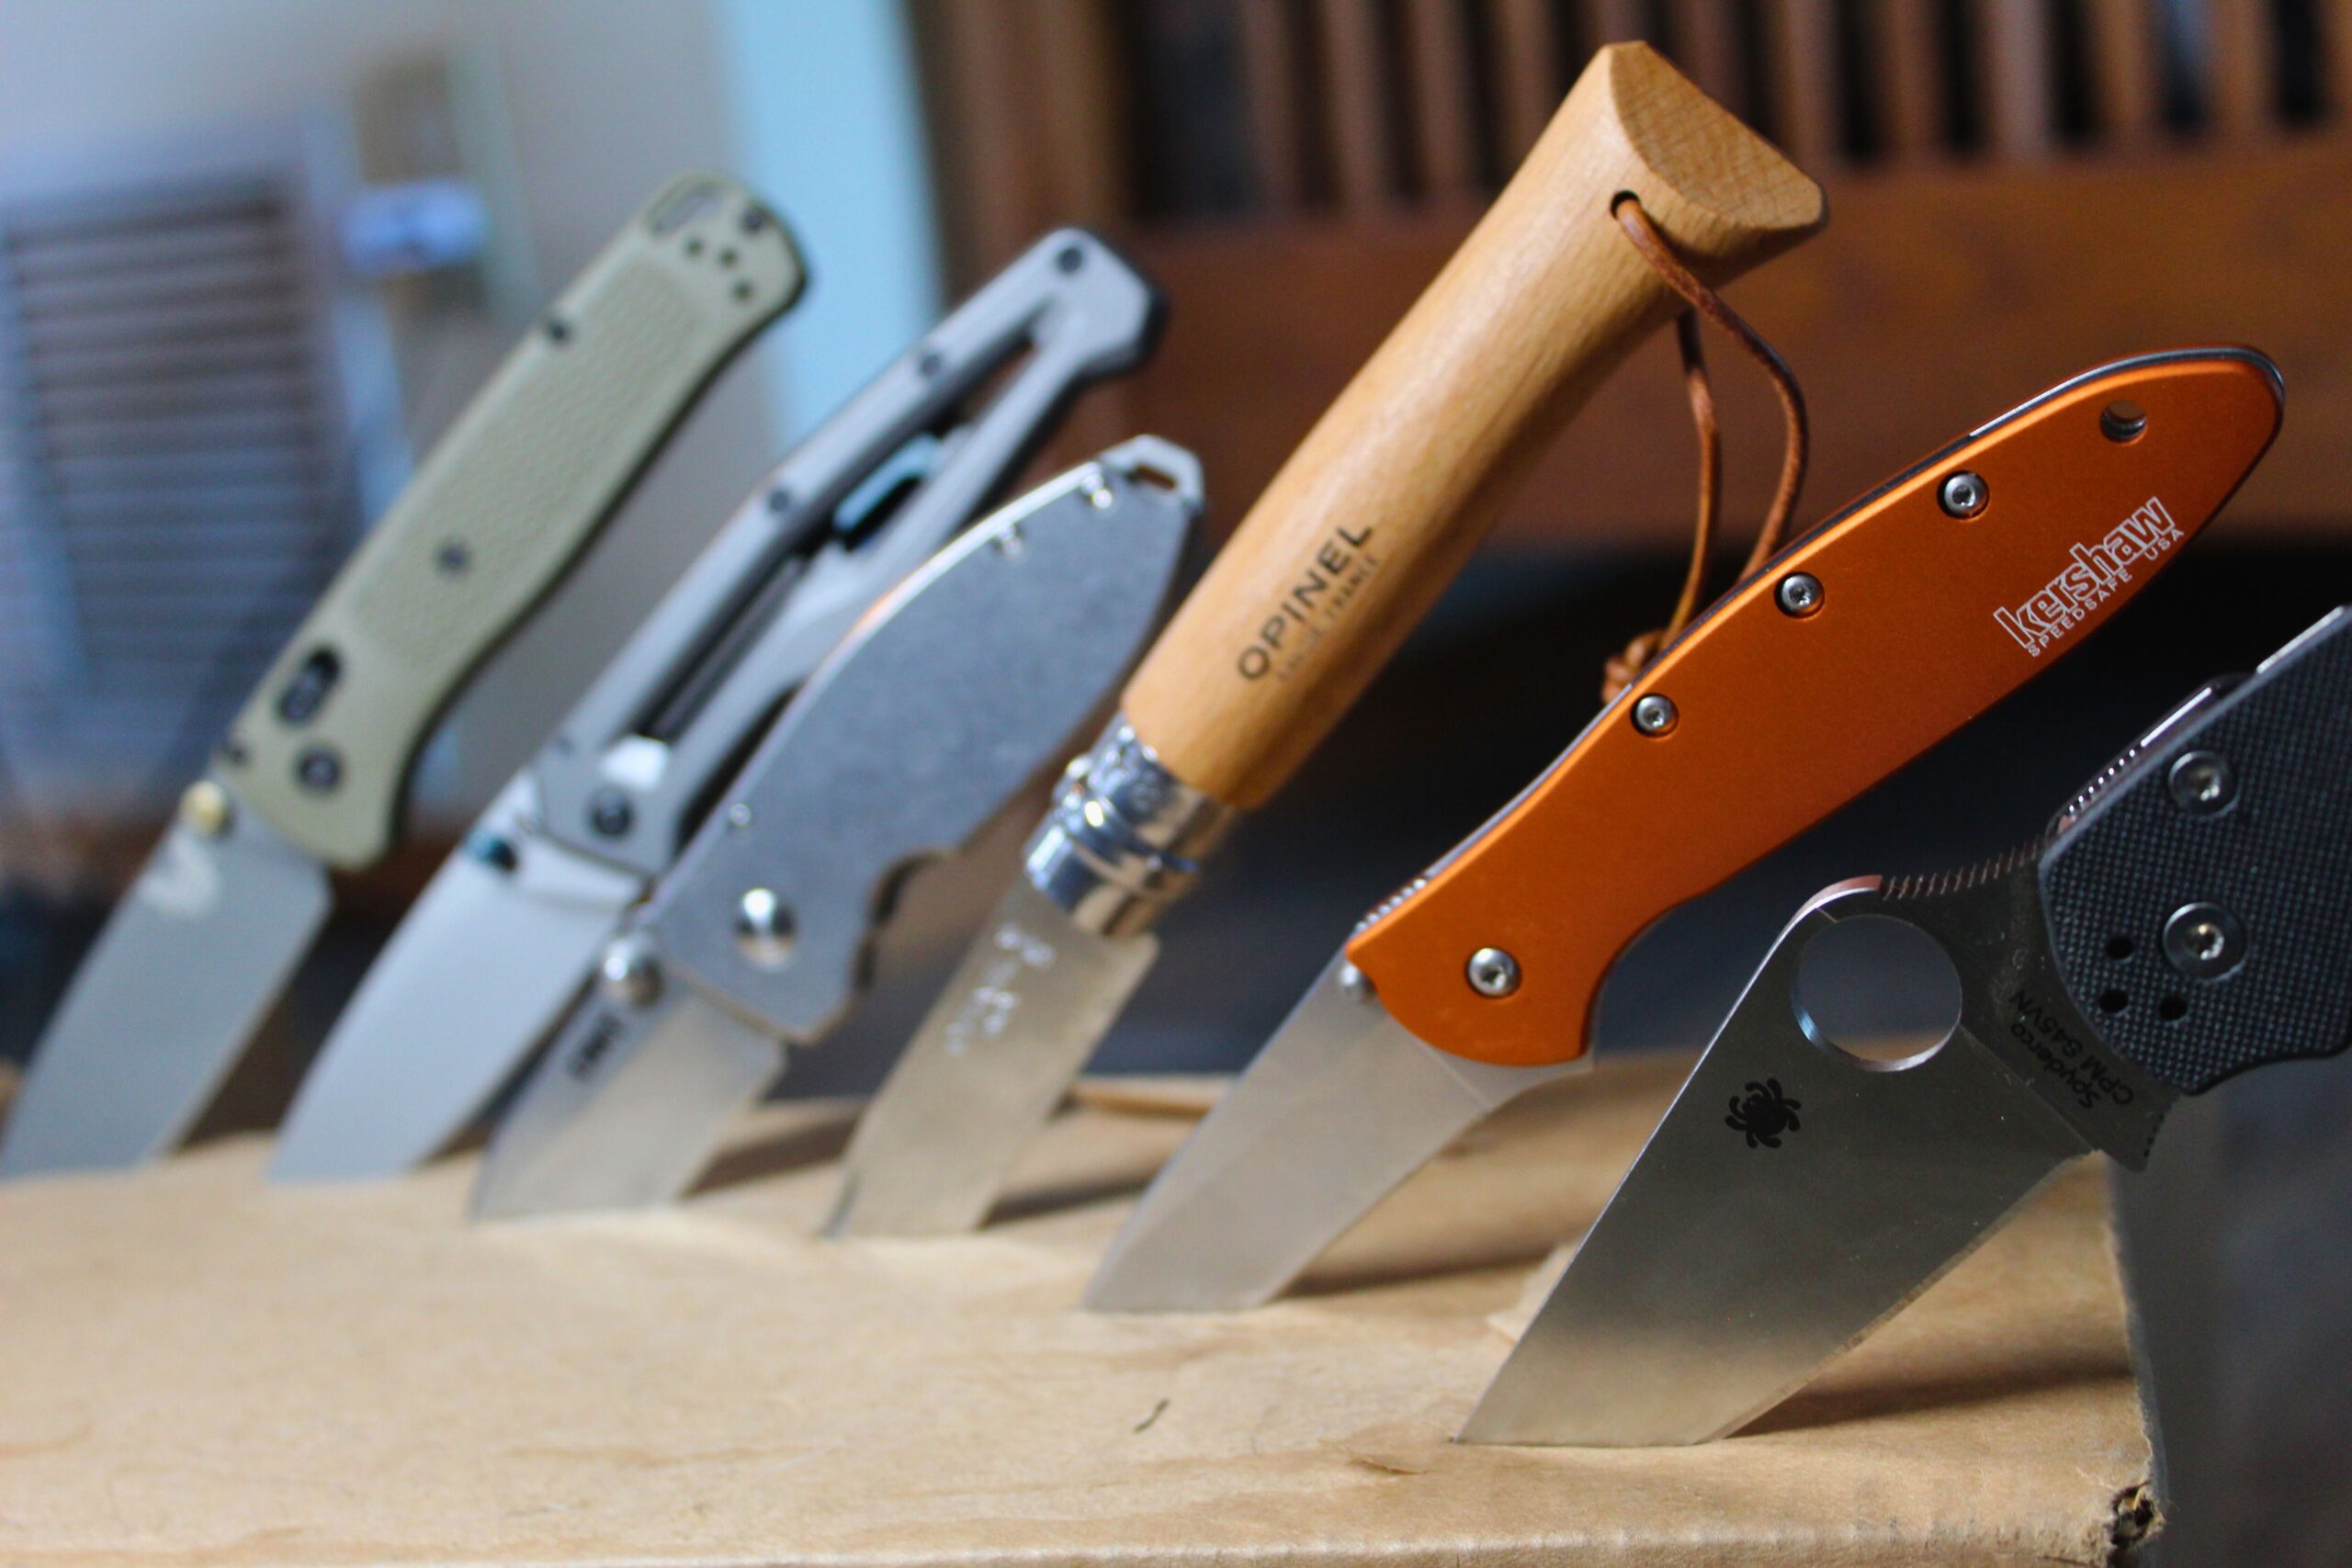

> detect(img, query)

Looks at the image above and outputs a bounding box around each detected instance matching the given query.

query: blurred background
[0,2,2346,1562]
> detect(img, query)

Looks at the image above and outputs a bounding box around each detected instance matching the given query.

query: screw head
[733,887,797,968]
[1336,962,1373,1000]
[725,802,754,831]
[178,779,233,839]
[295,747,342,793]
[464,830,520,873]
[1467,946,1521,998]
[1632,693,1679,736]
[435,540,470,575]
[2163,902,2247,979]
[1939,470,1989,518]
[2167,750,2237,816]
[2100,400,2148,443]
[1775,572,1824,617]
[588,789,635,838]
[598,939,663,1008]
[1080,474,1116,511]
[1056,242,1086,274]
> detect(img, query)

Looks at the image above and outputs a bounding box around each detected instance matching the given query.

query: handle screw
[1633,693,1679,736]
[597,939,663,1008]
[2163,902,2247,979]
[2167,751,2237,816]
[1939,471,1989,518]
[1776,572,1824,617]
[733,887,797,968]
[1337,962,1374,1000]
[1467,946,1522,998]
[295,747,342,793]
[588,789,635,837]
[726,802,754,830]
[178,779,233,839]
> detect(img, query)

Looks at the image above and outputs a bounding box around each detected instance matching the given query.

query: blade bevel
[469,983,781,1219]
[1084,948,1566,1312]
[826,874,1159,1236]
[1,782,332,1175]
[1460,903,2093,1447]
[270,783,644,1181]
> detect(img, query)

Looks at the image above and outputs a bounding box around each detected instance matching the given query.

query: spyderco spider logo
[1726,1078,1802,1149]
[1235,524,1381,681]
[1993,497,2182,658]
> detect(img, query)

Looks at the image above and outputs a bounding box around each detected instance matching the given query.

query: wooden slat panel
[1317,0,1394,209]
[1022,0,1128,221]
[2334,0,2352,124]
[914,0,1040,276]
[1664,0,1744,115]
[2207,0,2278,140]
[1762,0,1843,168]
[1978,0,2056,157]
[1876,0,1947,161]
[1490,0,1564,163]
[2085,0,2162,146]
[1121,142,2352,546]
[1402,0,1482,197]
[1586,0,1649,44]
[1238,0,1310,210]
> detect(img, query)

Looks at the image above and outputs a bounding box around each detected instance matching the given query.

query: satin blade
[826,874,1158,1236]
[270,784,644,1180]
[1460,904,2092,1447]
[1085,948,1566,1311]
[1,782,331,1175]
[469,985,780,1218]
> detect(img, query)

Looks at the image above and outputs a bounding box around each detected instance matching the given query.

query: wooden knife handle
[1119,42,1823,809]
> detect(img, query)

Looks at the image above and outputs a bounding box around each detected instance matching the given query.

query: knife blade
[1086,346,2284,1310]
[1465,600,2352,1444]
[470,440,1203,1216]
[827,41,1828,1236]
[1,174,803,1176]
[271,229,1159,1179]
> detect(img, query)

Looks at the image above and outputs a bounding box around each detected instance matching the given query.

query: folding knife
[268,230,1160,1179]
[1467,600,2352,1445]
[0,175,805,1177]
[1086,347,2284,1311]
[824,41,1826,1236]
[468,439,1202,1216]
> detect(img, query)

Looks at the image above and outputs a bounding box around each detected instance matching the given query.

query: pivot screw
[296,747,342,793]
[1467,946,1521,998]
[733,887,797,968]
[1633,693,1679,736]
[1776,572,1824,617]
[588,789,635,838]
[178,779,233,839]
[1939,471,1989,518]
[2167,750,2237,816]
[598,939,663,1008]
[2163,902,2246,979]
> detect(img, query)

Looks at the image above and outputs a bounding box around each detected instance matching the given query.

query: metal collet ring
[1023,716,1238,938]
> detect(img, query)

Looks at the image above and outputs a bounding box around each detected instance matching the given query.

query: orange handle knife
[1350,348,2284,1066]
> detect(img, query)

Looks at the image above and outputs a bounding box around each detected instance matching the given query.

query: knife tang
[2038,604,2352,1098]
[530,229,1162,876]
[219,174,805,868]
[1114,42,1823,815]
[638,441,1204,1043]
[1340,349,2282,1071]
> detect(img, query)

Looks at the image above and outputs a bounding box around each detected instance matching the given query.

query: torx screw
[1467,946,1522,998]
[1633,693,1679,736]
[733,886,797,968]
[2167,750,2237,816]
[1939,470,1989,518]
[178,778,233,839]
[598,939,663,1008]
[2163,902,2246,979]
[1776,572,1824,617]
[588,788,635,837]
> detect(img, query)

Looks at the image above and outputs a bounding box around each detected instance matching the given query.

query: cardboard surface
[0,1055,2150,1566]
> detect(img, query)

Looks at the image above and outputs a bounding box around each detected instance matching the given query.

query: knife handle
[1349,350,2283,1068]
[221,173,804,868]
[1117,42,1822,810]
[2040,606,2352,1094]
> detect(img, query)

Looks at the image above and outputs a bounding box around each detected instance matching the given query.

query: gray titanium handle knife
[1465,604,2352,1446]
[271,230,1161,1180]
[1,175,803,1177]
[470,440,1202,1217]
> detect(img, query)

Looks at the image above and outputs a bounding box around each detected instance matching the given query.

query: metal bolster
[1023,715,1236,938]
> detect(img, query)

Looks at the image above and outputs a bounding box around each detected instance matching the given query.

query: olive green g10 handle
[221,173,805,867]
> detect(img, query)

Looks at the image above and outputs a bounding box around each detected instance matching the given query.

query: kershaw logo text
[1994,497,2181,657]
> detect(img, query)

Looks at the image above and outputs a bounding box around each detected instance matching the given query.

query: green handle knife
[0,173,802,1175]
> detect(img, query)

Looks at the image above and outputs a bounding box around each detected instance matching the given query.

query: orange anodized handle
[1348,348,2284,1069]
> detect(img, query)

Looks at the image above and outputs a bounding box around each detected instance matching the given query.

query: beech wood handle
[1120,42,1823,808]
